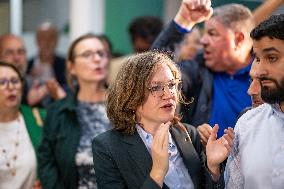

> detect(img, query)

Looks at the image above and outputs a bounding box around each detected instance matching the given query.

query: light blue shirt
[225,103,284,189]
[136,125,194,189]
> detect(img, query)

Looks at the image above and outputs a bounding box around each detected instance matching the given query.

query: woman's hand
[32,179,42,189]
[197,123,212,147]
[45,79,66,100]
[150,122,171,187]
[206,124,235,181]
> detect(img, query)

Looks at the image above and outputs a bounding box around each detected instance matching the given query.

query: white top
[225,103,284,189]
[0,114,37,189]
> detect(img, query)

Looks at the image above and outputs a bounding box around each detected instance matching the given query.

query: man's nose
[200,35,209,45]
[247,79,260,96]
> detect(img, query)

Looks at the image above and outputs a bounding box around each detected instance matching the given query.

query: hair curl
[128,16,163,44]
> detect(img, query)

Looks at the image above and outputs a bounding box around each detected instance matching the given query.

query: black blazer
[27,55,67,88]
[92,124,223,189]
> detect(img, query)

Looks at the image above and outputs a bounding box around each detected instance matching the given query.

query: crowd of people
[0,0,284,189]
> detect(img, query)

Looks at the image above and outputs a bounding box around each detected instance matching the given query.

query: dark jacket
[92,124,224,189]
[38,93,80,189]
[27,55,67,89]
[152,21,213,126]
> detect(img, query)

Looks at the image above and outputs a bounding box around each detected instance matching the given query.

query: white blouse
[0,114,37,189]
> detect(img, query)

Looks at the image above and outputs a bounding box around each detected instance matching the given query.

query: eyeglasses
[147,79,181,97]
[75,50,108,60]
[0,77,22,90]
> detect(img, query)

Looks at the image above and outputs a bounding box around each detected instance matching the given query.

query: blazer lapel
[121,132,152,177]
[170,126,202,184]
[121,131,171,189]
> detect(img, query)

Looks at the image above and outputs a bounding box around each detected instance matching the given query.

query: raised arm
[151,0,212,52]
[174,0,213,30]
[253,0,284,25]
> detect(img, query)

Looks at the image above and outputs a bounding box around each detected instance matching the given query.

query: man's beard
[260,77,284,104]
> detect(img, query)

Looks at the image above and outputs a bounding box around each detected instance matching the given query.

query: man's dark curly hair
[128,16,163,44]
[250,14,284,40]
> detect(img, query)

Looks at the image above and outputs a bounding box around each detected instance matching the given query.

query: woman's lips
[7,94,17,101]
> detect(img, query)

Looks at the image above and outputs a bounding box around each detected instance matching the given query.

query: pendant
[11,168,16,176]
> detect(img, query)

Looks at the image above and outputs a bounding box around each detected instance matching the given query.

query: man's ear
[234,31,245,49]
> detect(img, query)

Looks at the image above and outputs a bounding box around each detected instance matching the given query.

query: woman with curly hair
[92,51,234,189]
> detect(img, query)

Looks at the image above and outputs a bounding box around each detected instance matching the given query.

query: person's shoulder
[28,57,35,64]
[55,54,65,61]
[182,123,197,132]
[235,103,271,135]
[92,129,122,151]
[46,94,75,113]
[94,129,120,142]
[20,105,46,127]
[238,103,270,122]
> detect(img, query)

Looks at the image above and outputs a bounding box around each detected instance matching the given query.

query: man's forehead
[253,36,284,49]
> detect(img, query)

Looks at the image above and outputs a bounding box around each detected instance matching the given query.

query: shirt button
[200,105,207,112]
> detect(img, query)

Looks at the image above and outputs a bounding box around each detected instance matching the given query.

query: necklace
[0,115,21,176]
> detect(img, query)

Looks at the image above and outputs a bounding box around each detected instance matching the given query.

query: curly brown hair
[107,51,183,135]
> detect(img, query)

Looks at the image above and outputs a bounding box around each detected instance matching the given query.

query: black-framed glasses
[0,77,21,90]
[147,79,181,97]
[75,50,108,60]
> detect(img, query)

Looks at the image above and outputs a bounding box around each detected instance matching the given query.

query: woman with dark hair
[0,62,44,189]
[92,51,234,189]
[38,34,111,189]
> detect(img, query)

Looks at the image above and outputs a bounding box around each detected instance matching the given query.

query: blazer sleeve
[37,106,65,189]
[92,135,162,189]
[151,21,185,53]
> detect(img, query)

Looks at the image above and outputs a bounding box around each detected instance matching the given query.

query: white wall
[22,0,70,58]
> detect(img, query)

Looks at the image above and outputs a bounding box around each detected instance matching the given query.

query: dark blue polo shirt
[209,64,252,138]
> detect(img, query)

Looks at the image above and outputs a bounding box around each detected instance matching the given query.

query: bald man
[0,34,27,75]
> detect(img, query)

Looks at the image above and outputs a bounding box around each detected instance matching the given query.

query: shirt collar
[271,103,284,120]
[136,124,175,153]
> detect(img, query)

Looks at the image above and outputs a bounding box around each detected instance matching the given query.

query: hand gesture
[150,122,171,187]
[197,123,212,147]
[45,79,66,100]
[206,124,234,177]
[27,80,49,106]
[32,179,42,189]
[174,0,213,30]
